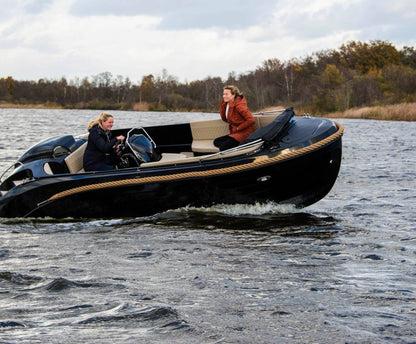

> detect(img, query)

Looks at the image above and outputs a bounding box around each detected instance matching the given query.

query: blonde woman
[214,85,255,151]
[83,112,125,171]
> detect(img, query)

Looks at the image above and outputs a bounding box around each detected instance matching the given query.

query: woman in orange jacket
[214,85,255,151]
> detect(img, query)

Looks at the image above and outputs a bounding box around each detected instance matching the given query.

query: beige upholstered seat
[190,119,228,153]
[140,141,263,168]
[64,142,87,173]
[157,152,188,162]
[189,114,278,154]
[257,114,278,128]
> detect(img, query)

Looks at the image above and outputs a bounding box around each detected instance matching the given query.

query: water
[0,109,415,343]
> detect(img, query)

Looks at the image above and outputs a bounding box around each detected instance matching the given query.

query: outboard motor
[118,133,161,168]
[129,134,156,162]
[17,135,78,164]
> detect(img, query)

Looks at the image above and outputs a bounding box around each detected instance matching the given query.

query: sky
[0,0,415,83]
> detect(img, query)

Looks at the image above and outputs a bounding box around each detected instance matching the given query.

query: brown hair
[223,85,243,97]
[87,112,113,131]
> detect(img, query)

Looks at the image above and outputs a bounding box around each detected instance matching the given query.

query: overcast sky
[1,0,415,83]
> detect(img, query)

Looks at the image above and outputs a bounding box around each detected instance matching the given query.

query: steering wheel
[115,139,141,169]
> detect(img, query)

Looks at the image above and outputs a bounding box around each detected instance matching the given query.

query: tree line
[1,40,416,114]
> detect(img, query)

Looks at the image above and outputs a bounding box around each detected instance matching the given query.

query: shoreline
[256,103,416,121]
[324,103,416,121]
[0,103,62,109]
[1,102,415,121]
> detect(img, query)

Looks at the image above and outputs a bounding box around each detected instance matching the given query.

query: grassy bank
[1,101,415,121]
[0,102,63,109]
[246,102,416,121]
[325,103,416,121]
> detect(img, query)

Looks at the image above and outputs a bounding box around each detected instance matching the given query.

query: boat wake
[0,201,341,237]
[149,202,341,236]
[178,201,299,216]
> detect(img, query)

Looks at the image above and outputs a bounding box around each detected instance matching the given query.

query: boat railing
[0,161,22,184]
[124,126,157,163]
[0,161,24,193]
[126,127,156,147]
[252,109,286,116]
[199,139,264,161]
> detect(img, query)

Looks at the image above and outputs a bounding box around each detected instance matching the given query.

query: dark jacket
[219,96,255,142]
[83,124,117,170]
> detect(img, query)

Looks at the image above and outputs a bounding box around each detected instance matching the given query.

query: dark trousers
[213,135,239,151]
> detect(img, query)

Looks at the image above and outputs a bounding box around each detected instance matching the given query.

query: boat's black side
[0,111,343,219]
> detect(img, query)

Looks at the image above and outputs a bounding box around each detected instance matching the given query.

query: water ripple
[0,113,415,344]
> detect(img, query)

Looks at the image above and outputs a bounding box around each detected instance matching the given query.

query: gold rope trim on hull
[48,122,344,202]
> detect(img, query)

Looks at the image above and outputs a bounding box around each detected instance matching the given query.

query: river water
[0,109,415,343]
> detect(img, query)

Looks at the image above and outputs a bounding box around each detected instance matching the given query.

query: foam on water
[177,201,298,216]
[206,201,299,216]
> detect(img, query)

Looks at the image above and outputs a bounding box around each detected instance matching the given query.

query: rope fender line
[48,122,344,202]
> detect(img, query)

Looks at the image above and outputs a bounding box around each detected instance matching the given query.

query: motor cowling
[128,134,160,162]
[17,135,78,164]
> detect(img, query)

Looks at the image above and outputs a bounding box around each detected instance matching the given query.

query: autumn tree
[339,40,401,74]
[1,40,415,113]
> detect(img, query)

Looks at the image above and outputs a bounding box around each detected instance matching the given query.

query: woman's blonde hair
[224,85,243,97]
[87,112,113,130]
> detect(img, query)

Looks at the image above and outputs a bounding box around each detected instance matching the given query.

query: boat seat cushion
[257,114,279,128]
[191,140,219,153]
[65,142,87,173]
[140,141,263,168]
[158,152,188,162]
[189,115,278,153]
[190,119,228,153]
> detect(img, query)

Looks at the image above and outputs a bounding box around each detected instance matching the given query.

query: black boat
[0,108,343,218]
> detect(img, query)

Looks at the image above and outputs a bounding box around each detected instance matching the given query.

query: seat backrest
[190,119,229,140]
[64,142,87,173]
[254,114,279,129]
[189,114,279,154]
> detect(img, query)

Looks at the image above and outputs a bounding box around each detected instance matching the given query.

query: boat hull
[0,134,342,218]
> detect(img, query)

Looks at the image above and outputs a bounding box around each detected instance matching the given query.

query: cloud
[265,0,416,56]
[0,0,414,83]
[270,0,388,39]
[24,0,54,14]
[69,0,279,29]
